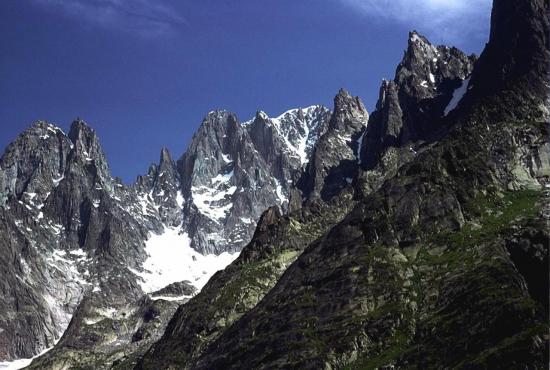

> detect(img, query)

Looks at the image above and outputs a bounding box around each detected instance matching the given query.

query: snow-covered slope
[258,105,331,166]
[131,226,238,294]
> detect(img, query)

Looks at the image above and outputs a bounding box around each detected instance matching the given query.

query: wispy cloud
[33,0,187,38]
[340,0,492,44]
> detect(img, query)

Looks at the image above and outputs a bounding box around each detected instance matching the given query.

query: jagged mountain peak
[188,111,241,160]
[330,89,368,131]
[336,87,351,95]
[407,30,438,52]
[252,110,269,122]
[68,118,96,144]
[248,105,330,126]
[360,31,477,170]
[203,109,238,125]
[1,0,547,368]
[10,120,67,147]
[274,104,329,120]
[246,104,331,167]
[63,118,113,192]
[193,110,242,150]
[0,121,74,207]
[158,147,175,172]
[396,31,475,96]
[159,147,171,162]
[29,120,66,134]
[334,88,366,111]
[68,119,106,158]
[298,89,368,203]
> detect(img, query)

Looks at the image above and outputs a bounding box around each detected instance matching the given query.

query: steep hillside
[139,0,549,369]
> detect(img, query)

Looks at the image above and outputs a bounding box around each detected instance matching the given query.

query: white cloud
[33,0,187,38]
[341,0,492,43]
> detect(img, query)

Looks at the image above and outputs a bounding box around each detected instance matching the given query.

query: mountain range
[0,0,548,368]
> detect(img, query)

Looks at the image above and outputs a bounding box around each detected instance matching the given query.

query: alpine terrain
[0,0,548,368]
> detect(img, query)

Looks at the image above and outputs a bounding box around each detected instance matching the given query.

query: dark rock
[299,89,369,203]
[151,281,197,298]
[361,32,476,170]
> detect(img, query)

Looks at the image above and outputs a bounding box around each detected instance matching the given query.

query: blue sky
[0,0,492,183]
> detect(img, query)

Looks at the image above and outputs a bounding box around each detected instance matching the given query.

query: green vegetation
[343,189,545,370]
[433,189,540,247]
[343,330,411,370]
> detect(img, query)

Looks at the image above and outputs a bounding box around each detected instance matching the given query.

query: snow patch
[96,307,117,318]
[247,105,327,166]
[131,226,238,293]
[410,33,421,43]
[221,153,232,164]
[211,170,234,185]
[0,345,55,370]
[191,170,236,222]
[50,223,63,236]
[83,317,103,325]
[52,175,64,187]
[444,77,471,115]
[176,191,185,208]
[150,295,193,302]
[138,192,157,216]
[356,129,366,165]
[275,179,288,204]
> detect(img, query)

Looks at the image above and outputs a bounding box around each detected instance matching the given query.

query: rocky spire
[299,89,368,203]
[147,147,182,226]
[159,147,172,168]
[329,89,368,131]
[246,105,331,188]
[360,31,476,169]
[0,121,73,206]
[178,110,287,254]
[66,119,112,189]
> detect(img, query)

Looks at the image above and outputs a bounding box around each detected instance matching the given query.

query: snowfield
[0,344,55,370]
[131,226,239,294]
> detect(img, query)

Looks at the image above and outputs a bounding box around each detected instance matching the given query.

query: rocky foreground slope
[0,0,548,368]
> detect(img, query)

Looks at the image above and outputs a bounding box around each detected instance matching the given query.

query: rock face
[299,89,369,203]
[0,121,142,362]
[178,106,331,254]
[179,110,277,255]
[136,148,183,227]
[246,106,331,190]
[361,31,476,170]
